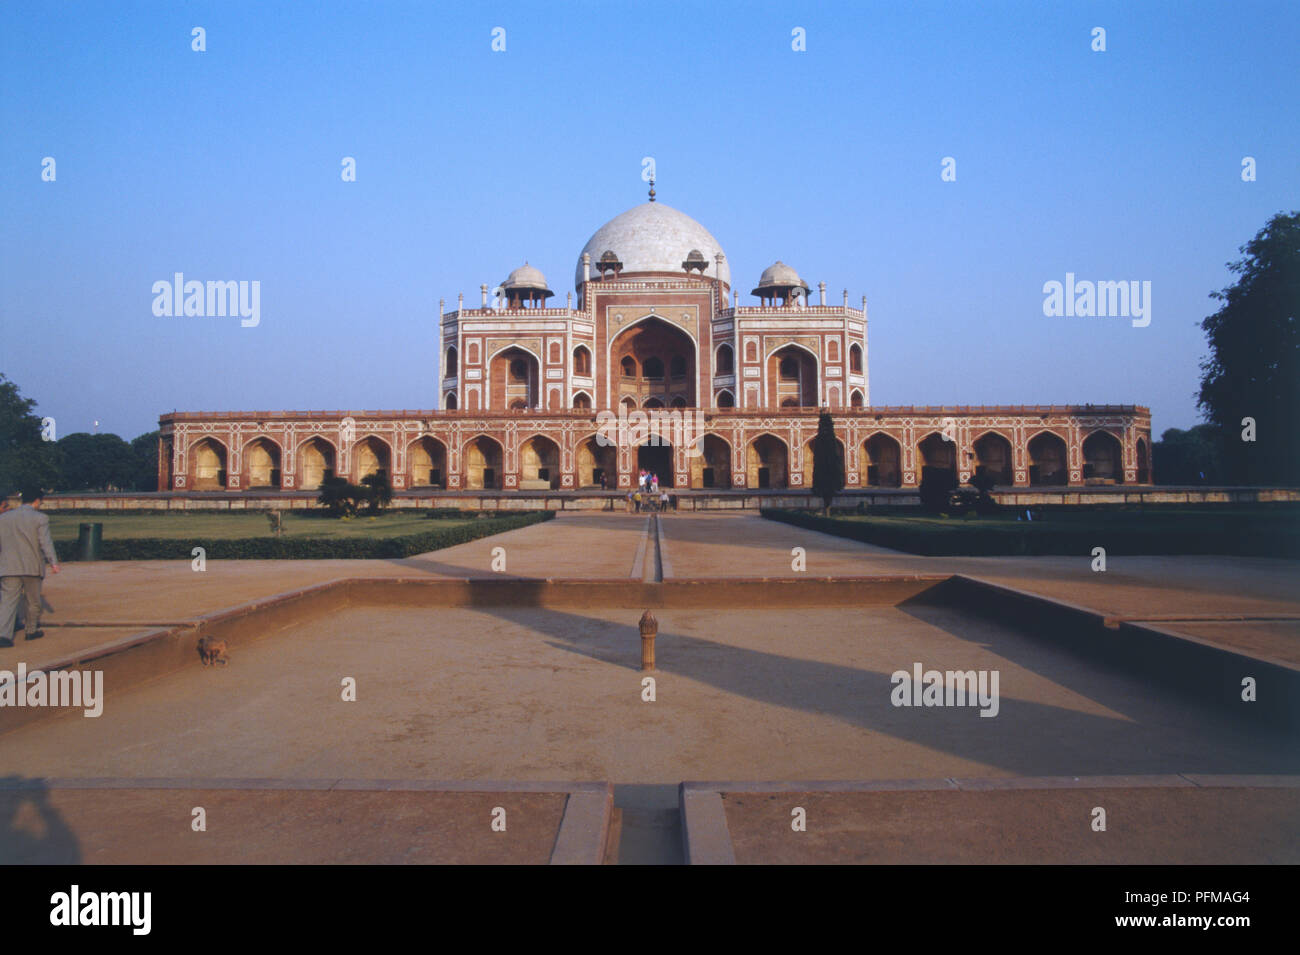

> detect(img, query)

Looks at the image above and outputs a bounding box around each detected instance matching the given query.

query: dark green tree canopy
[0,373,60,494]
[1152,424,1224,485]
[1198,211,1300,484]
[811,411,845,512]
[54,432,139,491]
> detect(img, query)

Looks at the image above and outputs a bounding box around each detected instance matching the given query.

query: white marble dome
[575,202,730,289]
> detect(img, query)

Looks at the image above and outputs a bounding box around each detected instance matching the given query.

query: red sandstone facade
[158,201,1153,493]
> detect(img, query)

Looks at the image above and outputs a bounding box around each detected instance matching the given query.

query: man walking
[0,488,61,648]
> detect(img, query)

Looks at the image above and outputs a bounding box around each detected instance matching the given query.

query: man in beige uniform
[0,488,61,648]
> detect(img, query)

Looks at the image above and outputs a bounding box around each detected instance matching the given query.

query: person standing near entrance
[0,488,61,648]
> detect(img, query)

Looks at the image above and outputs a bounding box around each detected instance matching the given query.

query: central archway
[611,316,696,409]
[637,441,675,488]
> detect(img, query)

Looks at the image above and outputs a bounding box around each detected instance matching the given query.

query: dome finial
[648,177,656,202]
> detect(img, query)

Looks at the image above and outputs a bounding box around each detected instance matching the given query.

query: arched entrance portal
[243,438,281,489]
[351,437,391,484]
[637,441,674,488]
[189,439,227,490]
[1083,431,1124,484]
[519,436,561,490]
[576,437,617,488]
[767,345,818,408]
[464,436,503,489]
[973,432,1013,485]
[691,435,732,489]
[747,434,788,489]
[408,437,447,488]
[862,433,901,487]
[611,317,696,409]
[490,347,540,409]
[298,437,335,490]
[1028,432,1067,486]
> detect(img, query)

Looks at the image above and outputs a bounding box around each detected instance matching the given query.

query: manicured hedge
[57,511,554,561]
[762,508,1300,557]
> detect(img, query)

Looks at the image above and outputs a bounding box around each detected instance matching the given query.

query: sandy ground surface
[722,787,1300,864]
[4,606,1294,783]
[0,788,565,864]
[659,514,1300,662]
[3,512,1296,864]
[10,513,1299,667]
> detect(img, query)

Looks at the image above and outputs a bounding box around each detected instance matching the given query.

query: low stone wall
[39,485,1300,513]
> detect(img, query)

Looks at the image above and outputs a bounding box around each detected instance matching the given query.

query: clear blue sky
[3,0,1296,440]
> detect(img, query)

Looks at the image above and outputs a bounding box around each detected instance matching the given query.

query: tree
[317,476,367,516]
[810,411,845,513]
[0,374,59,494]
[1152,425,1224,485]
[360,472,393,514]
[1197,211,1300,485]
[54,432,138,491]
[131,431,160,491]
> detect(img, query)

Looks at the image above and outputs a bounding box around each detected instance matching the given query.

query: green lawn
[764,506,1300,557]
[49,512,472,542]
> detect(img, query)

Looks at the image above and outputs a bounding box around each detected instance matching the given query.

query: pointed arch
[1027,430,1068,486]
[747,432,789,489]
[242,436,282,489]
[408,436,447,487]
[295,435,337,490]
[972,430,1013,485]
[572,344,592,376]
[715,342,734,375]
[518,433,561,489]
[462,434,503,489]
[861,432,901,487]
[351,436,392,484]
[686,433,731,489]
[1083,429,1124,484]
[188,437,228,490]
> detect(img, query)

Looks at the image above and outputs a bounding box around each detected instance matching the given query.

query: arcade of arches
[165,412,1152,491]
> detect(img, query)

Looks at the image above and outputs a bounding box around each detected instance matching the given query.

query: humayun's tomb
[157,195,1153,495]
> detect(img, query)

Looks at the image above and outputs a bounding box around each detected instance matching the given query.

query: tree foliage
[131,431,160,491]
[54,432,139,491]
[1152,424,1224,485]
[1197,211,1300,485]
[360,471,393,513]
[810,411,845,512]
[0,373,60,494]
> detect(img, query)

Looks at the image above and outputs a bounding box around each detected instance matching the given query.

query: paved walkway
[5,512,1298,670]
